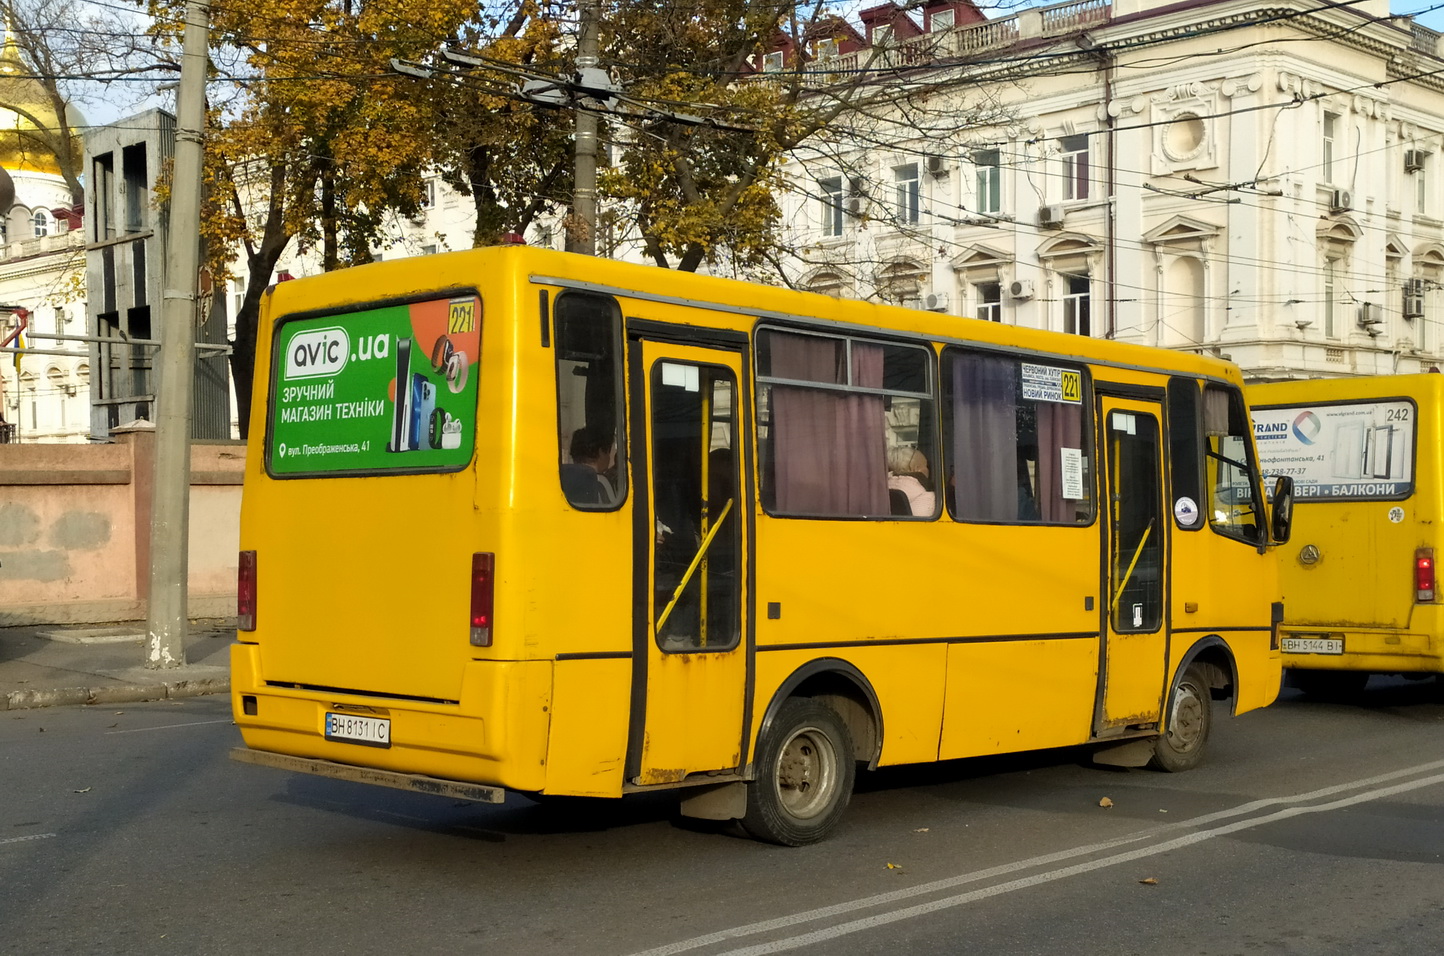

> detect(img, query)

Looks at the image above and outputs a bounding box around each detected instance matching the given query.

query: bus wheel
[741,698,855,846]
[1149,665,1212,773]
[1291,669,1369,701]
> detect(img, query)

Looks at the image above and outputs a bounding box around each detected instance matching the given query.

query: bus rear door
[627,336,749,785]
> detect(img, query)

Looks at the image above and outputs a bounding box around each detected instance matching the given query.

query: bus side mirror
[1270,475,1294,545]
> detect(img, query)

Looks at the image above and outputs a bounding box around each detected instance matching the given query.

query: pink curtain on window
[951,353,1018,521]
[1036,402,1085,522]
[772,335,888,515]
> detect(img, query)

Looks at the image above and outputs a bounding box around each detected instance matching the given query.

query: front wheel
[741,698,855,846]
[1149,664,1213,772]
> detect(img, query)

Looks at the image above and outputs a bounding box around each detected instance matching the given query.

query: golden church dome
[0,29,82,178]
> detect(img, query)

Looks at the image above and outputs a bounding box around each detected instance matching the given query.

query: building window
[421,180,436,207]
[974,149,1001,215]
[931,9,955,32]
[976,282,1001,322]
[1063,273,1090,335]
[230,277,245,319]
[814,39,838,62]
[819,176,844,237]
[894,163,920,225]
[1324,258,1339,338]
[763,50,784,73]
[1417,155,1429,216]
[32,210,49,237]
[1060,134,1089,202]
[1323,111,1338,184]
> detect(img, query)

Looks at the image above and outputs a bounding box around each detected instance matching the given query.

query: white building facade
[774,0,1444,382]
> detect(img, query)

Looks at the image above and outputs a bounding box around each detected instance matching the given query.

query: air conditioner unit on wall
[1405,150,1426,173]
[1404,278,1427,319]
[845,196,862,217]
[924,292,949,311]
[1357,302,1384,334]
[1008,279,1034,300]
[1330,189,1352,213]
[926,154,947,177]
[1038,205,1065,229]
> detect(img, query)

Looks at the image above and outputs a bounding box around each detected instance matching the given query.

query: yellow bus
[230,246,1292,845]
[1251,374,1444,697]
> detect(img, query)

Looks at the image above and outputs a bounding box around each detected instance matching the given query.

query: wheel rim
[1166,681,1205,753]
[773,724,838,820]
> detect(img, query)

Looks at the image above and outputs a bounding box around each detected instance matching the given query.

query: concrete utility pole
[570,0,600,255]
[145,0,210,668]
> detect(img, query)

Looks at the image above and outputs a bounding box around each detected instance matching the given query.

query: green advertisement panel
[268,294,481,476]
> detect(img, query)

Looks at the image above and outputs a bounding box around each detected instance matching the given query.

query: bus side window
[1203,385,1264,544]
[941,349,1093,525]
[756,328,935,518]
[554,292,626,510]
[1167,377,1205,531]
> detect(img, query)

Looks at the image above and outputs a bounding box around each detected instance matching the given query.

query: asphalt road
[2,677,1441,956]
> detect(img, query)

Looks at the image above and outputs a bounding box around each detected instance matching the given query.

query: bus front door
[629,339,748,785]
[1099,397,1168,732]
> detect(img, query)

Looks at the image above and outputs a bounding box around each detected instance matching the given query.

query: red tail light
[238,550,257,631]
[1416,548,1435,603]
[470,553,494,646]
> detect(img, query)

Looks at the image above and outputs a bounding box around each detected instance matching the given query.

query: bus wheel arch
[756,659,883,771]
[1149,637,1236,773]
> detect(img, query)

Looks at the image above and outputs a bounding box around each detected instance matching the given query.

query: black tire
[741,698,855,846]
[1149,664,1213,772]
[1290,668,1369,701]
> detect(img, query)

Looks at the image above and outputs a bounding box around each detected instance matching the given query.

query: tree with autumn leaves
[153,0,945,429]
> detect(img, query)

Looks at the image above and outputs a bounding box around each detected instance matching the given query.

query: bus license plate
[324,712,391,747]
[1282,636,1344,655]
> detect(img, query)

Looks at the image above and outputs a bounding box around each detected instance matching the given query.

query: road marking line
[629,759,1444,956]
[715,772,1444,955]
[1,833,57,847]
[105,718,233,734]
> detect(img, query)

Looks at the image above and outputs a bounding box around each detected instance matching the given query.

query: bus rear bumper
[1280,628,1443,673]
[229,747,506,803]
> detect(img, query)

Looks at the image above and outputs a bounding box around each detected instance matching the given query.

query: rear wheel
[1290,668,1369,701]
[1149,664,1213,772]
[741,698,855,846]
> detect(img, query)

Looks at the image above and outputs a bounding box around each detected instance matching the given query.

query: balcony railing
[800,0,1109,86]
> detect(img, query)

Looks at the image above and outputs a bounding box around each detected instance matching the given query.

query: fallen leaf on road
[1098,796,1114,808]
[73,787,91,793]
[885,862,903,870]
[1138,877,1158,885]
[913,828,929,833]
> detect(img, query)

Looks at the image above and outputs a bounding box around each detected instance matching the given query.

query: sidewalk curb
[2,677,230,712]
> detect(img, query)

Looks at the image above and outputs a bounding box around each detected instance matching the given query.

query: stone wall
[0,426,244,625]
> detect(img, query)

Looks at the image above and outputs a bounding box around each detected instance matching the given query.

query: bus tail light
[1416,548,1436,603]
[470,553,494,646]
[238,550,257,631]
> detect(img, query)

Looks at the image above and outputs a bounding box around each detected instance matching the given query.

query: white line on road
[1,833,57,846]
[105,718,234,734]
[629,759,1444,956]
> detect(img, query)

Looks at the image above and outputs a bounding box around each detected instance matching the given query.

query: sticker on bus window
[269,295,481,475]
[1021,364,1082,404]
[1251,400,1415,500]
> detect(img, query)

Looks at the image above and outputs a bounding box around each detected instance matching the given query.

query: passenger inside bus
[887,445,935,516]
[561,426,619,506]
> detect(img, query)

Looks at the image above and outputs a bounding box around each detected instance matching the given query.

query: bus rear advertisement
[231,246,1292,844]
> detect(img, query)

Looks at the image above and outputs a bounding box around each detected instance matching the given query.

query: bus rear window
[268,294,481,477]
[1252,397,1415,501]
